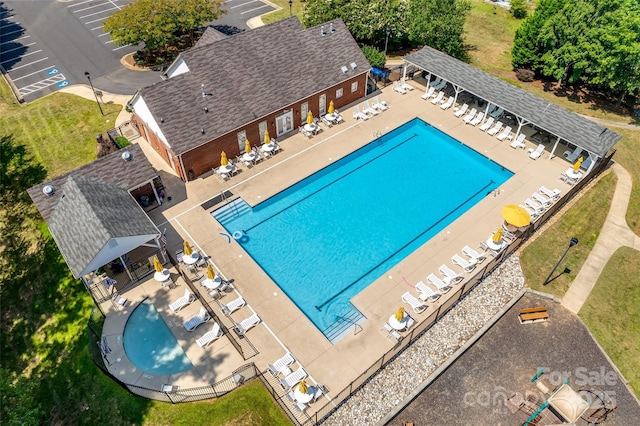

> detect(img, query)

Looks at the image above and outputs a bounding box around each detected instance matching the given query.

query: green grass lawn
[260,0,303,25]
[579,247,640,396]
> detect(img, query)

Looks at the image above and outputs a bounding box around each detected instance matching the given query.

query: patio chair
[299,126,313,138]
[321,116,334,127]
[234,313,261,335]
[469,112,485,126]
[111,291,128,309]
[421,86,436,100]
[400,77,414,91]
[175,249,184,263]
[279,367,308,391]
[524,198,546,214]
[353,106,369,121]
[312,384,326,402]
[169,288,196,312]
[392,81,407,94]
[362,100,378,116]
[532,192,553,207]
[429,77,442,89]
[462,245,487,264]
[496,126,512,141]
[184,306,210,331]
[487,121,503,136]
[372,96,388,111]
[440,96,455,110]
[490,107,504,118]
[267,352,296,378]
[401,291,427,314]
[430,91,445,105]
[479,116,495,132]
[539,186,561,200]
[453,103,469,118]
[439,264,464,285]
[382,322,402,341]
[451,253,476,272]
[427,273,452,293]
[510,133,527,149]
[196,322,223,348]
[221,296,246,315]
[563,146,583,162]
[435,82,447,91]
[528,143,545,159]
[415,281,441,302]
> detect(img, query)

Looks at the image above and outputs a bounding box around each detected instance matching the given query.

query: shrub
[115,136,131,148]
[515,68,535,82]
[510,0,528,19]
[361,45,386,69]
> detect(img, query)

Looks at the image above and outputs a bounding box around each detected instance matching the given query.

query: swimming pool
[123,300,193,375]
[214,118,513,340]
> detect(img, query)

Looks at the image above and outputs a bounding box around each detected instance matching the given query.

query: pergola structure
[403,46,621,173]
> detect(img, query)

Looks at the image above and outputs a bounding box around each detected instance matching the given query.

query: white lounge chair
[529,143,545,159]
[524,198,546,214]
[539,186,561,200]
[400,77,414,91]
[221,296,246,315]
[372,96,388,111]
[184,306,210,331]
[401,291,427,314]
[363,100,378,116]
[519,204,539,219]
[451,254,476,272]
[564,146,583,162]
[460,108,476,123]
[352,105,369,121]
[479,116,495,132]
[267,352,296,378]
[169,289,196,312]
[421,86,436,100]
[487,121,503,136]
[234,313,261,335]
[279,367,308,391]
[415,281,441,302]
[496,126,512,141]
[439,264,463,285]
[490,107,504,118]
[393,81,407,94]
[462,245,487,264]
[453,103,469,118]
[427,273,452,293]
[196,322,223,348]
[532,192,553,207]
[430,91,445,105]
[510,133,527,149]
[440,96,455,110]
[469,112,485,126]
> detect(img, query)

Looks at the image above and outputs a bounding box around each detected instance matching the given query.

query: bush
[515,68,535,82]
[115,136,131,148]
[361,45,386,69]
[510,0,528,19]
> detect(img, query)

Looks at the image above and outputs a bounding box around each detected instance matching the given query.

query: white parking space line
[79,7,118,19]
[91,26,103,31]
[230,0,261,9]
[105,39,114,44]
[19,74,67,96]
[112,44,132,51]
[241,4,271,14]
[68,0,95,8]
[98,32,111,37]
[1,42,36,55]
[85,16,109,24]
[106,0,126,10]
[0,49,42,65]
[73,3,111,13]
[0,35,30,45]
[11,64,52,81]
[0,28,25,38]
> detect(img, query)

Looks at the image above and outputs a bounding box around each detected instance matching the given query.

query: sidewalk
[562,163,640,313]
[59,84,132,127]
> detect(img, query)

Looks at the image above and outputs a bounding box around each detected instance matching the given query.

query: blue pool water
[123,300,193,374]
[214,118,513,339]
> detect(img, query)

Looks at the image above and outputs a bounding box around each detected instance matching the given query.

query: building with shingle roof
[130,17,371,181]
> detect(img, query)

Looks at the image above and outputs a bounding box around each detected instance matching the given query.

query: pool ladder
[373,130,382,139]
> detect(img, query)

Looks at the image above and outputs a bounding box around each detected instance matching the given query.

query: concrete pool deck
[100,81,587,410]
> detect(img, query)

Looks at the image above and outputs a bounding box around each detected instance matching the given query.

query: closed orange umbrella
[328,100,335,114]
[573,157,583,171]
[183,241,193,256]
[220,151,228,166]
[492,228,503,243]
[306,111,314,125]
[263,130,270,145]
[245,140,252,154]
[501,204,531,227]
[207,264,215,280]
[153,256,163,272]
[395,306,405,321]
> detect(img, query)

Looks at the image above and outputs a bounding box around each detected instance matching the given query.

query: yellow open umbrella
[183,241,193,256]
[328,100,335,114]
[263,130,270,145]
[245,140,252,154]
[306,111,314,125]
[220,151,228,166]
[299,380,308,394]
[153,256,163,272]
[573,157,583,171]
[492,228,503,243]
[395,306,405,321]
[501,204,531,227]
[207,264,215,280]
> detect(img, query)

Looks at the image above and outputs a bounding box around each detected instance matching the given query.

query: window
[336,88,343,99]
[351,82,358,93]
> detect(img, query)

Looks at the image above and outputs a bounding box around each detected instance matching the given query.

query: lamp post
[543,237,578,285]
[383,28,391,67]
[84,71,103,116]
[289,0,292,17]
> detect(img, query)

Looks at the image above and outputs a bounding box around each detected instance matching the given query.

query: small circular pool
[123,299,193,375]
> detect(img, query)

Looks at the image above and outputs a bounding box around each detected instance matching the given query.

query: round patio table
[388,313,410,331]
[294,387,314,403]
[183,253,199,265]
[154,269,170,282]
[202,277,222,290]
[304,123,318,133]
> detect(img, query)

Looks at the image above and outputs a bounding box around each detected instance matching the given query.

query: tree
[103,0,224,50]
[361,45,386,69]
[510,0,528,19]
[0,369,41,426]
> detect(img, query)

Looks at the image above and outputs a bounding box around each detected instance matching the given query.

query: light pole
[543,237,578,285]
[84,71,104,116]
[383,28,391,67]
[289,0,292,17]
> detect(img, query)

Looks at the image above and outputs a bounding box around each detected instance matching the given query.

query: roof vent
[341,65,348,73]
[350,62,357,69]
[121,151,132,161]
[320,26,325,36]
[201,84,207,98]
[160,117,164,123]
[201,128,205,134]
[204,107,208,113]
[43,184,55,196]
[330,23,335,33]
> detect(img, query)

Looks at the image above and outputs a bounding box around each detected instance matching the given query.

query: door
[319,94,326,116]
[237,130,247,152]
[275,110,294,137]
[258,121,267,143]
[300,102,308,123]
